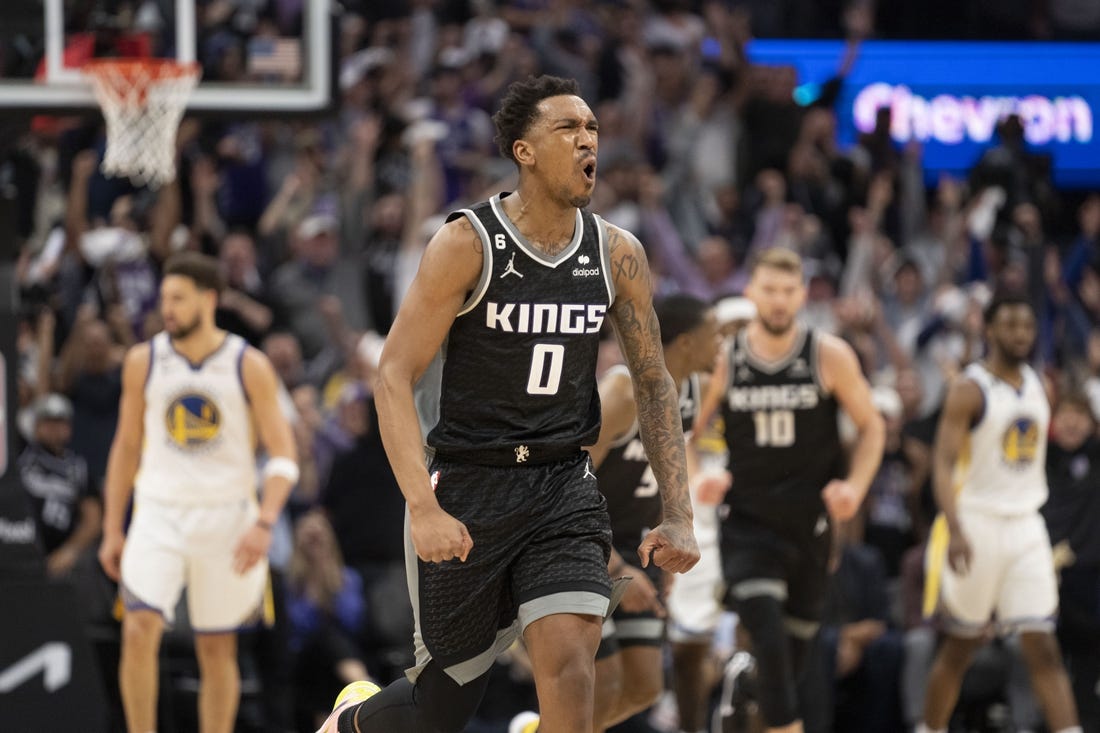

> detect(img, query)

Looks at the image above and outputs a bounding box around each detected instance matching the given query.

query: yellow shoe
[508,711,539,733]
[316,680,381,733]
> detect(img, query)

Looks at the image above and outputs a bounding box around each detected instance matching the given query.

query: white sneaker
[315,680,381,733]
[508,710,540,733]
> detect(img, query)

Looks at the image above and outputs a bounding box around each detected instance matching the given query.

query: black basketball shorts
[718,510,831,628]
[407,451,613,684]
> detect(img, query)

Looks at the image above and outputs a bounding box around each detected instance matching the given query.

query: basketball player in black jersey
[317,75,699,733]
[579,294,721,732]
[715,248,884,733]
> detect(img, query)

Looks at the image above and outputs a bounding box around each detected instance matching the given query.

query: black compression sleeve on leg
[350,662,492,733]
[736,594,799,727]
[789,635,812,682]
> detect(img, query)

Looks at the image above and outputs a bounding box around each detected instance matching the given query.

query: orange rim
[82,58,201,81]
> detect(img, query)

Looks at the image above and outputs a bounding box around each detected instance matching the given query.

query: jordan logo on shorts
[501,252,524,279]
[583,457,597,480]
[515,445,529,463]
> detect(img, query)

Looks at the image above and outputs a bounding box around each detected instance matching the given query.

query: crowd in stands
[7,1,1100,731]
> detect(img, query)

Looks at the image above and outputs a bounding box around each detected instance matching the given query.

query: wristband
[263,456,300,485]
[256,518,274,531]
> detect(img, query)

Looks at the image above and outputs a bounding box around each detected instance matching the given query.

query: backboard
[0,0,333,115]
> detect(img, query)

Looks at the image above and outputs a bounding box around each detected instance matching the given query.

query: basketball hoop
[84,59,201,187]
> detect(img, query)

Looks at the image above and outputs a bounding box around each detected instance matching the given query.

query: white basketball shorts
[120,495,267,631]
[667,504,724,643]
[937,510,1057,635]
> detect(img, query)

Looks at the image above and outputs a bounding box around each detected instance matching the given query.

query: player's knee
[939,633,984,666]
[1018,631,1063,672]
[619,665,663,714]
[551,647,596,692]
[194,633,237,667]
[736,594,787,659]
[735,595,799,725]
[121,611,163,651]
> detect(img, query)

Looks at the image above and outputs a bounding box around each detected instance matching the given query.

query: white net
[85,60,201,188]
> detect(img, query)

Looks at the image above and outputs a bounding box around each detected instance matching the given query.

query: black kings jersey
[598,367,700,551]
[427,193,615,463]
[720,327,842,525]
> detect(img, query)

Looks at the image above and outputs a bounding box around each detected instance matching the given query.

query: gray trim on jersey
[784,616,820,640]
[688,372,703,429]
[594,214,616,305]
[810,330,829,395]
[740,326,808,374]
[489,194,584,268]
[731,578,788,601]
[413,351,444,439]
[518,590,610,630]
[613,617,666,641]
[403,507,430,680]
[454,209,495,317]
[144,335,157,393]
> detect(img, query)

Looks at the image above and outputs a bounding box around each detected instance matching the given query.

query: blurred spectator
[262,331,308,391]
[805,522,904,733]
[424,49,495,206]
[268,211,370,363]
[16,393,101,579]
[54,307,125,491]
[320,390,411,680]
[259,128,331,242]
[64,149,175,340]
[285,511,371,731]
[312,381,370,496]
[1044,392,1100,728]
[862,386,918,578]
[215,228,277,346]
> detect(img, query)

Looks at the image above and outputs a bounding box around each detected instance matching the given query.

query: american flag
[248,37,302,81]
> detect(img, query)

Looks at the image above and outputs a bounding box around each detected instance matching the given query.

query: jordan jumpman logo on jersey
[500,252,524,279]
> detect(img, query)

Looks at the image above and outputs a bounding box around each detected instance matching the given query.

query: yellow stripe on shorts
[922,438,969,619]
[922,513,949,619]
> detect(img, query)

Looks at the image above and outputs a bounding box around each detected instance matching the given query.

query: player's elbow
[860,411,886,446]
[109,435,141,464]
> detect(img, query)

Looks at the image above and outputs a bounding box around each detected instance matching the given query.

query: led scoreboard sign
[745,41,1100,188]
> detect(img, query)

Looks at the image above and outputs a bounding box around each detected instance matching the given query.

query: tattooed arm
[606,223,700,574]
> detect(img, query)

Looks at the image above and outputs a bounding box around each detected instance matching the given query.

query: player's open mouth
[581,161,596,183]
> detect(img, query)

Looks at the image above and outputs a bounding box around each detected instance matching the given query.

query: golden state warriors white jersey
[135,332,257,505]
[956,362,1049,515]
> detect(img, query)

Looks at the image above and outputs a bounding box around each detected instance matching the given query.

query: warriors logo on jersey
[165,392,222,450]
[1001,416,1039,469]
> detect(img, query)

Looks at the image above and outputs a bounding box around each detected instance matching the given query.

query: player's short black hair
[492,75,582,164]
[655,294,711,345]
[983,290,1033,325]
[164,251,225,294]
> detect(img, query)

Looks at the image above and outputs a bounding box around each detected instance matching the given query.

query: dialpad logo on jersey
[573,253,599,277]
[1001,417,1039,469]
[165,392,222,450]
